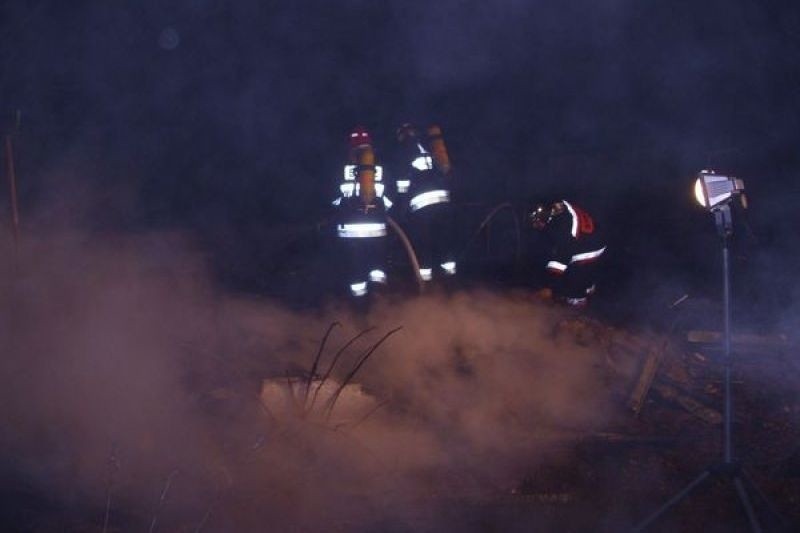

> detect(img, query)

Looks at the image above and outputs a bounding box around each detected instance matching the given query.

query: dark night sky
[2,0,800,319]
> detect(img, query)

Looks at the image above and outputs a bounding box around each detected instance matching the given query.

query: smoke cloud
[0,200,621,530]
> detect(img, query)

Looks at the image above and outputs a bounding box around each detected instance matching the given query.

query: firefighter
[528,200,606,307]
[395,122,456,282]
[332,125,393,298]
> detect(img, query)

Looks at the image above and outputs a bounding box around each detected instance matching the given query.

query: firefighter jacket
[544,200,606,276]
[396,141,451,213]
[332,163,393,239]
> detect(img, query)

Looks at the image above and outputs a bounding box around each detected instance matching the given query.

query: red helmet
[348,125,372,149]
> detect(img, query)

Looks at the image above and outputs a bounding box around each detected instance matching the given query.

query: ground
[2,290,798,532]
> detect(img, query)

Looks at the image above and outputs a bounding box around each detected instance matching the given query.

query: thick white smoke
[0,216,619,530]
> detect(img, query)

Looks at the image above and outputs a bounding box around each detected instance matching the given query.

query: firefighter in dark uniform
[395,123,456,283]
[332,126,393,297]
[529,200,606,306]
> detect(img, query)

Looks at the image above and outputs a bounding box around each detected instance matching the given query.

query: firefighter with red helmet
[395,122,456,282]
[332,126,393,297]
[529,200,606,306]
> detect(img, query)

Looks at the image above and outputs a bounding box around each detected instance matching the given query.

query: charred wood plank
[628,337,670,415]
[653,382,722,425]
[686,330,789,351]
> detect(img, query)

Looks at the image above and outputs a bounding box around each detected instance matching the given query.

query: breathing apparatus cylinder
[426,124,452,175]
[355,145,376,205]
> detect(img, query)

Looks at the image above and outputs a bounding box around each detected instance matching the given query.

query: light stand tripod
[633,202,785,532]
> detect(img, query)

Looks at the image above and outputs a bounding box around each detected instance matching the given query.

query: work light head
[694,170,745,210]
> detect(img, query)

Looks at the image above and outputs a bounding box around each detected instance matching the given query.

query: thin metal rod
[722,238,733,464]
[101,442,119,533]
[149,468,180,533]
[4,135,20,249]
[741,469,789,530]
[632,470,710,532]
[304,321,340,404]
[324,326,402,419]
[307,326,376,414]
[733,476,763,533]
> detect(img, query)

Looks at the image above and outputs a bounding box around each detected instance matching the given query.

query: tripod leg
[733,476,763,533]
[632,470,710,532]
[740,469,789,531]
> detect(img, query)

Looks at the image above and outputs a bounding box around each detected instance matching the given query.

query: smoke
[0,202,621,529]
[2,2,799,528]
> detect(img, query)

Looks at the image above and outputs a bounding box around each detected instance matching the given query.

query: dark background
[2,0,799,326]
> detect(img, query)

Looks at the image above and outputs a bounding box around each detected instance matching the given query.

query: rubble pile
[504,314,800,531]
[239,313,800,531]
[5,307,799,532]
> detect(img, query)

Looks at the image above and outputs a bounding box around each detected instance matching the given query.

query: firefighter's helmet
[349,125,372,149]
[529,201,564,230]
[426,124,443,138]
[396,123,418,143]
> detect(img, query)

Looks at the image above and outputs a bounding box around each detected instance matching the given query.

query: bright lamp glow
[694,178,708,207]
[693,170,745,210]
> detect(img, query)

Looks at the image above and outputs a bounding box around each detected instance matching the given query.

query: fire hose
[458,202,522,268]
[386,215,425,293]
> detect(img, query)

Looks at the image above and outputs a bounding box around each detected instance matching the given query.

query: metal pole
[4,134,20,249]
[631,470,710,532]
[722,237,732,464]
[633,200,778,532]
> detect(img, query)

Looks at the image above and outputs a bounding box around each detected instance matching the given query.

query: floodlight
[635,170,783,532]
[693,170,745,210]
